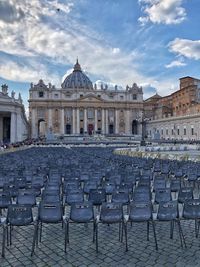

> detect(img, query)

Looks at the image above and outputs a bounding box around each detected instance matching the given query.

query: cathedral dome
[61,60,93,90]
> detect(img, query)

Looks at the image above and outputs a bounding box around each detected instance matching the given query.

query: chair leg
[93,221,95,243]
[31,222,38,256]
[6,226,9,246]
[96,223,98,253]
[197,220,200,237]
[177,220,186,248]
[170,221,174,239]
[2,225,6,258]
[64,222,67,253]
[124,222,128,252]
[195,219,198,238]
[147,221,150,241]
[151,221,158,250]
[119,222,122,241]
[39,222,42,242]
[66,221,69,243]
[9,224,12,246]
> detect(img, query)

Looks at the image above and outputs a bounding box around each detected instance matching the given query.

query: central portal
[88,124,94,135]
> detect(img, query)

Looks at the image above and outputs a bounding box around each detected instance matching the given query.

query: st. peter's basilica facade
[29,60,144,138]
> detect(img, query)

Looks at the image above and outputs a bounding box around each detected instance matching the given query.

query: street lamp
[136,111,146,146]
[140,112,146,146]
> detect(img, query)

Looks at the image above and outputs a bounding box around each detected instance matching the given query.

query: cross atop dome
[73,58,82,72]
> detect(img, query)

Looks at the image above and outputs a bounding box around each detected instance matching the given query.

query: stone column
[94,109,98,132]
[84,109,87,133]
[60,108,65,134]
[115,109,119,134]
[48,108,52,129]
[105,109,108,134]
[72,108,76,134]
[16,112,22,142]
[77,108,80,134]
[101,109,105,134]
[0,117,3,141]
[125,110,130,134]
[10,112,17,142]
[31,109,37,138]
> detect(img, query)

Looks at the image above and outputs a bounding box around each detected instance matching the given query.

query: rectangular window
[88,109,94,119]
[177,129,180,135]
[166,129,168,135]
[38,91,44,98]
[108,109,114,117]
[191,128,194,135]
[66,109,72,117]
[132,94,137,100]
[184,128,186,135]
[97,110,101,119]
[37,108,45,118]
[79,110,84,119]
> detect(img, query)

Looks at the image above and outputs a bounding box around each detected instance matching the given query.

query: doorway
[132,120,138,135]
[88,124,94,135]
[109,124,114,134]
[66,124,71,134]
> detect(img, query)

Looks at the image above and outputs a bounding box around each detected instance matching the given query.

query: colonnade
[32,107,142,137]
[63,108,122,135]
[0,112,22,142]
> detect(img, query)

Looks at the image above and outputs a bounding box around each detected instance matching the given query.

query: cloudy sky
[0,0,200,108]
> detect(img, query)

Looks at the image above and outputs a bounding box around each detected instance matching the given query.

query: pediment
[79,94,104,102]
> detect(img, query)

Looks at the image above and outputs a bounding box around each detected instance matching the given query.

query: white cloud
[138,0,186,25]
[165,58,186,68]
[112,48,120,54]
[0,59,60,85]
[168,38,200,60]
[0,1,25,23]
[140,79,178,99]
[0,0,146,88]
[0,0,181,103]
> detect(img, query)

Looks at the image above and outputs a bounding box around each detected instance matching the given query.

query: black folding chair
[2,204,36,257]
[125,201,157,251]
[96,202,127,252]
[66,202,96,251]
[157,201,186,248]
[32,202,67,254]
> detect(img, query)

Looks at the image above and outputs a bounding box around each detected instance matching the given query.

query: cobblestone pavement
[1,211,200,267]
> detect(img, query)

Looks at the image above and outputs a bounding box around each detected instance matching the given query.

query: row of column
[31,108,133,137]
[70,108,122,134]
[10,112,22,142]
[54,108,132,135]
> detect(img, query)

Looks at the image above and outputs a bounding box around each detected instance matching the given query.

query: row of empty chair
[1,146,200,258]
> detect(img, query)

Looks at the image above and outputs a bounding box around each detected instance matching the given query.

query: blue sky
[0,0,200,110]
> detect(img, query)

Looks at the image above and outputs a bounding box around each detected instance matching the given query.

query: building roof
[61,60,93,90]
[144,93,162,102]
